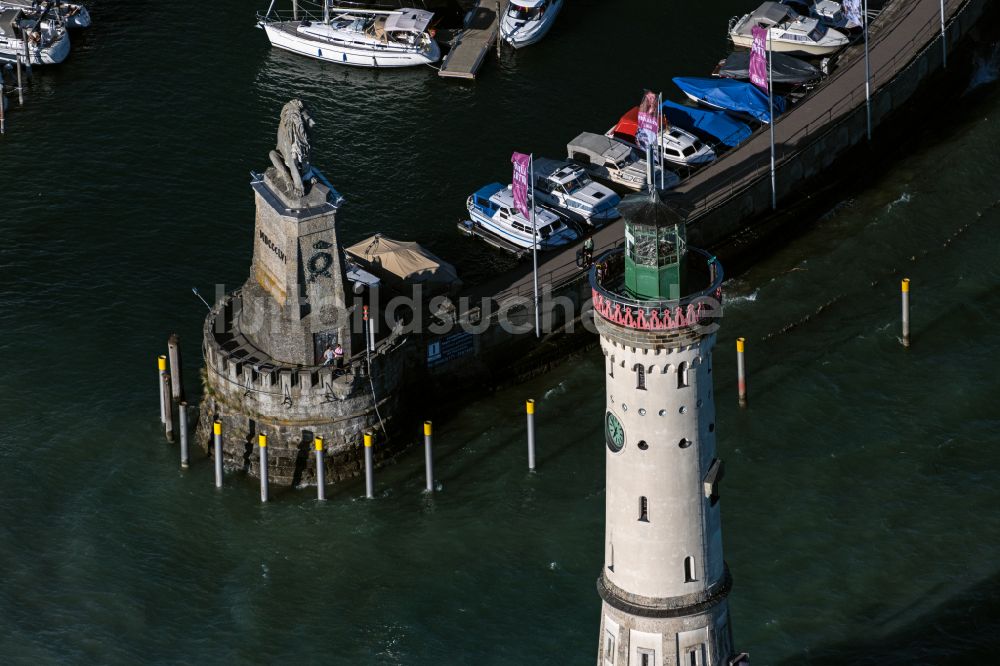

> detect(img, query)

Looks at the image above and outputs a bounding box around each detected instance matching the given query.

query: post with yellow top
[161,373,174,442]
[901,278,911,348]
[213,420,223,488]
[736,338,748,408]
[423,421,434,493]
[364,432,374,499]
[258,433,269,503]
[157,355,168,423]
[315,436,326,501]
[167,333,184,403]
[526,399,536,471]
[178,400,190,469]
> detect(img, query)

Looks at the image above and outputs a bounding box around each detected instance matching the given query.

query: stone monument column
[239,98,352,366]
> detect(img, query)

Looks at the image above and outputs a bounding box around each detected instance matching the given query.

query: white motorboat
[729,1,849,56]
[0,0,90,29]
[605,107,716,168]
[781,0,860,31]
[259,6,441,68]
[466,182,579,251]
[531,158,622,226]
[499,0,563,49]
[0,6,69,65]
[566,132,681,193]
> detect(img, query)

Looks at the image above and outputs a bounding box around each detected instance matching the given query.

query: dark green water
[2,1,999,662]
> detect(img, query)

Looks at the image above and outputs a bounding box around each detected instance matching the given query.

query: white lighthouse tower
[589,195,744,666]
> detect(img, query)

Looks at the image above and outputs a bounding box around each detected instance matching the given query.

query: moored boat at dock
[715,50,822,85]
[0,0,90,30]
[606,106,717,167]
[531,157,622,226]
[566,132,680,194]
[673,76,787,124]
[500,0,563,49]
[729,1,849,56]
[0,6,69,65]
[258,6,441,68]
[465,182,578,252]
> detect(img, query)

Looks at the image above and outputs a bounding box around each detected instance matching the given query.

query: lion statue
[268,99,316,198]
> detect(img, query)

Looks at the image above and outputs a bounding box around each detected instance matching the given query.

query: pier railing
[682,0,966,219]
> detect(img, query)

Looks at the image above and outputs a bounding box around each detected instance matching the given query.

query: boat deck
[438,0,509,80]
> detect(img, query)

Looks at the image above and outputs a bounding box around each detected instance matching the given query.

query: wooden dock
[438,0,509,80]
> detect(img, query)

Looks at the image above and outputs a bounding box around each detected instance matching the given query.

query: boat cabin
[508,0,552,20]
[568,133,636,171]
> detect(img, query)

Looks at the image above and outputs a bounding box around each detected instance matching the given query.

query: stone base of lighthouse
[194,290,407,487]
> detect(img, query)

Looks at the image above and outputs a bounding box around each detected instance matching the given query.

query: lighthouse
[589,194,743,666]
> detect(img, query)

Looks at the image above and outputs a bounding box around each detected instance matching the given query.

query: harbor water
[2,0,999,662]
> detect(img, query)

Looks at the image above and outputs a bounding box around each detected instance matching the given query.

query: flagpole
[939,0,947,68]
[863,0,871,141]
[530,153,540,339]
[658,92,665,190]
[768,29,776,210]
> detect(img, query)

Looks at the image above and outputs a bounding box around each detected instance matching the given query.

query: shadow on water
[775,569,1000,664]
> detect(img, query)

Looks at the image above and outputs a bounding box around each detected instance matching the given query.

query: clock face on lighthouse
[606,411,625,452]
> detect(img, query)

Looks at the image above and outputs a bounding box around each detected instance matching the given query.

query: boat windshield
[807,25,827,41]
[561,175,590,194]
[538,222,556,239]
[509,4,544,20]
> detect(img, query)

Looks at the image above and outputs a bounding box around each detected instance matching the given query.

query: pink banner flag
[511,152,531,218]
[750,26,769,93]
[636,91,659,150]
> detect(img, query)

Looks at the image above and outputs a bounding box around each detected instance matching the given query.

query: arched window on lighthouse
[684,556,696,582]
[634,364,646,390]
[677,361,689,388]
[639,496,649,522]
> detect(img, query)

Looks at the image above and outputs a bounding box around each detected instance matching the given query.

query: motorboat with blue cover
[673,77,787,124]
[659,100,753,148]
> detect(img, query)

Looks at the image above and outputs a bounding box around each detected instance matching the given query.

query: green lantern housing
[623,194,688,300]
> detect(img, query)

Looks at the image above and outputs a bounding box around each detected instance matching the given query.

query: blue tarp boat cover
[660,100,752,148]
[672,77,786,124]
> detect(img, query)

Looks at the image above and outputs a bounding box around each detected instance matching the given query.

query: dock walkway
[468,0,969,306]
[439,0,509,80]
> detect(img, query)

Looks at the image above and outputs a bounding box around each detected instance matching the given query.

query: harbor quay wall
[195,291,407,487]
[686,0,988,250]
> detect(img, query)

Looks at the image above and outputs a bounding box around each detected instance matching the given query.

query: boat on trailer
[258,4,441,68]
[0,6,69,65]
[465,182,578,252]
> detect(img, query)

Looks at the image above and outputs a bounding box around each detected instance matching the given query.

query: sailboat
[0,5,70,65]
[258,3,441,68]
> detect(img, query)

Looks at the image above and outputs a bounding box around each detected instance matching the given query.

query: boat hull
[263,22,441,68]
[0,31,70,65]
[730,32,845,57]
